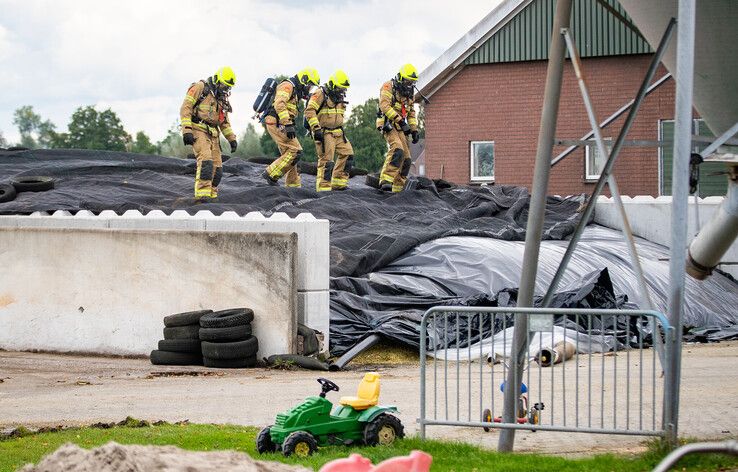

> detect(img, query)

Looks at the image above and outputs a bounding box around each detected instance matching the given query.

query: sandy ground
[0,342,736,456]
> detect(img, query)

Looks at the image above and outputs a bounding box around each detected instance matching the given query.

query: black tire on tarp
[0,183,16,203]
[163,325,201,340]
[203,355,257,368]
[200,308,254,328]
[12,176,54,192]
[198,324,252,342]
[157,339,202,354]
[365,173,380,189]
[201,336,258,360]
[163,309,213,327]
[149,350,203,366]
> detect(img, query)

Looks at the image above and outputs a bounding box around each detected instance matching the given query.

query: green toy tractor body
[257,376,404,457]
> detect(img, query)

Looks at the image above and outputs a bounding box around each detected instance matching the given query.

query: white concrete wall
[0,211,330,357]
[595,195,738,278]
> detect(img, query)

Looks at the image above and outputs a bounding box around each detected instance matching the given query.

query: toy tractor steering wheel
[317,378,340,398]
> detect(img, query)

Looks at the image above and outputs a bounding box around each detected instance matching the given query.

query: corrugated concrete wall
[595,195,738,278]
[0,211,330,357]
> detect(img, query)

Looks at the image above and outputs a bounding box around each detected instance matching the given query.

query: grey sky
[0,0,501,144]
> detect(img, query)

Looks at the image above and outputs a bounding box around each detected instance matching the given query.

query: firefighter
[377,63,420,192]
[180,66,237,201]
[262,68,321,187]
[304,69,354,191]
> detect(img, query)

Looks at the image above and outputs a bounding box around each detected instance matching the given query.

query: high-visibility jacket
[180,80,236,141]
[304,87,347,132]
[265,79,299,126]
[379,80,418,132]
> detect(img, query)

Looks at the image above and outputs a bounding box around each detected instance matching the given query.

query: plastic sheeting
[0,149,585,277]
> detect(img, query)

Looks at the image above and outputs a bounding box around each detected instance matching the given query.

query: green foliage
[129,131,159,155]
[233,123,264,158]
[344,98,386,172]
[63,106,130,151]
[157,122,189,158]
[1,422,736,472]
[12,106,58,149]
[0,130,7,148]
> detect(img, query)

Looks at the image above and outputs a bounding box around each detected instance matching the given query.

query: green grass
[1,421,736,472]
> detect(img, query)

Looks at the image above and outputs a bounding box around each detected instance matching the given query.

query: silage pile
[20,441,310,472]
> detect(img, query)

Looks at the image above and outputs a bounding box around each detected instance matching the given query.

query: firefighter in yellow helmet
[262,68,320,187]
[180,66,237,201]
[304,69,354,191]
[377,63,420,192]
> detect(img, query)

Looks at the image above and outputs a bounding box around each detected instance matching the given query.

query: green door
[660,119,729,197]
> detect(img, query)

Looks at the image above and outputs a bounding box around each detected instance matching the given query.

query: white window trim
[470,140,495,182]
[584,137,611,181]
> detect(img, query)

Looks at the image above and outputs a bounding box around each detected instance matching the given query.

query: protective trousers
[314,130,354,191]
[379,128,412,192]
[264,123,302,187]
[193,128,223,199]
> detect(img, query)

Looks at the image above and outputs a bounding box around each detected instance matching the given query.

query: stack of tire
[199,308,259,368]
[0,176,55,204]
[150,310,212,366]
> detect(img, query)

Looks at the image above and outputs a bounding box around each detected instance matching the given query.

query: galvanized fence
[419,306,674,439]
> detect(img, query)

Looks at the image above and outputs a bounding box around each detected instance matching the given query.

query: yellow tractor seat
[339,372,380,410]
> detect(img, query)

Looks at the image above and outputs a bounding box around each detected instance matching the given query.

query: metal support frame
[594,0,643,37]
[498,0,572,453]
[700,121,738,159]
[665,0,697,448]
[560,27,663,365]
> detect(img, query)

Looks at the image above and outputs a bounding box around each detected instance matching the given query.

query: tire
[203,355,257,368]
[349,167,369,177]
[200,308,254,328]
[149,350,203,366]
[157,339,201,354]
[12,176,54,192]
[163,309,212,328]
[363,414,404,446]
[297,161,317,176]
[256,426,278,454]
[365,173,380,189]
[282,431,317,457]
[247,156,277,165]
[0,183,16,203]
[482,408,492,433]
[163,325,200,340]
[201,336,258,360]
[199,324,252,342]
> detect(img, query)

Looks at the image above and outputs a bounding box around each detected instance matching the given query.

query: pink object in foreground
[319,450,432,472]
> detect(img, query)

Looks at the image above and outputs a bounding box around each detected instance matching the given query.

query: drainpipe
[686,166,738,279]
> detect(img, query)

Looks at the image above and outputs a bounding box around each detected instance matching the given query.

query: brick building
[417,0,725,197]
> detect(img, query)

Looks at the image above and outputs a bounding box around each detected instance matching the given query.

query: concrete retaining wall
[0,211,330,357]
[595,195,738,278]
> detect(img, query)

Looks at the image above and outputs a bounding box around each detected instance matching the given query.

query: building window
[470,141,495,182]
[585,138,611,181]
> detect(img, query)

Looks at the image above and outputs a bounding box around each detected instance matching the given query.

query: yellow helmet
[329,69,350,89]
[297,67,320,87]
[398,63,418,82]
[214,66,236,87]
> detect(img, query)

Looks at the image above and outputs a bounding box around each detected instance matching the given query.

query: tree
[65,106,129,151]
[0,130,7,148]
[234,123,263,158]
[130,131,159,154]
[12,106,58,149]
[344,98,386,172]
[158,122,189,158]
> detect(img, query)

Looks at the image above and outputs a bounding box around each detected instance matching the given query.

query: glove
[399,119,411,135]
[229,140,237,153]
[284,124,296,140]
[412,131,420,144]
[312,128,323,142]
[182,132,195,146]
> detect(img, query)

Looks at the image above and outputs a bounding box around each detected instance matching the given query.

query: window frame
[584,137,611,182]
[469,140,495,183]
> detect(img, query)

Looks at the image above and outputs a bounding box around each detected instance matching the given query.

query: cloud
[0,0,501,144]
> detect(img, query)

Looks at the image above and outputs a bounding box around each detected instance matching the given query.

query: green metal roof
[463,0,652,65]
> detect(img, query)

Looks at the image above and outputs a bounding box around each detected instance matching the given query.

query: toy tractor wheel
[282,431,317,457]
[482,408,492,432]
[256,426,277,454]
[364,414,405,446]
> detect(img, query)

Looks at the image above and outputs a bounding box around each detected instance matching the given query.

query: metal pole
[665,0,696,448]
[541,18,677,307]
[497,0,572,453]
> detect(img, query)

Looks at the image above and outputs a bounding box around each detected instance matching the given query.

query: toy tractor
[257,372,405,457]
[481,381,544,432]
